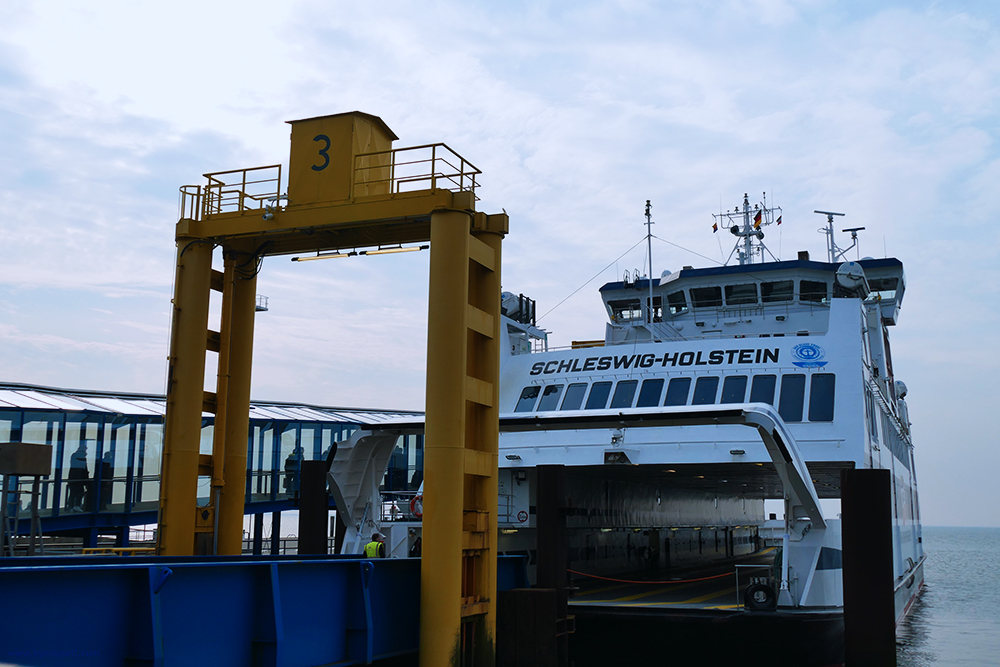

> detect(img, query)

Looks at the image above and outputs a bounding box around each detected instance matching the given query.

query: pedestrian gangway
[0,382,424,552]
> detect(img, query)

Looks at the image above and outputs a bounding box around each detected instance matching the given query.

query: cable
[650,234,723,267]
[537,237,647,323]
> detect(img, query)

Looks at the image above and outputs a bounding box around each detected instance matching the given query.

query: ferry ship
[327,194,924,663]
[490,195,924,660]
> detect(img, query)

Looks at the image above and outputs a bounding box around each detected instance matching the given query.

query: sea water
[897,526,1000,666]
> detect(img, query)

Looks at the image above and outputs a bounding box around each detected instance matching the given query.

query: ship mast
[644,200,654,324]
[815,209,865,263]
[713,192,782,265]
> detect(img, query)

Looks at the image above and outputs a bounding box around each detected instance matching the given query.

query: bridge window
[537,384,564,411]
[664,377,692,406]
[800,280,828,303]
[637,378,664,407]
[721,376,748,403]
[725,284,758,306]
[608,299,643,322]
[692,376,720,405]
[610,380,638,409]
[585,382,613,409]
[778,374,806,422]
[560,383,588,411]
[666,290,688,315]
[514,386,540,413]
[868,277,898,301]
[749,374,777,404]
[690,286,723,308]
[646,296,663,322]
[761,280,793,302]
[808,374,836,422]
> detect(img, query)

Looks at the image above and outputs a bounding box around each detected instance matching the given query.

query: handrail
[353,143,480,199]
[191,164,282,219]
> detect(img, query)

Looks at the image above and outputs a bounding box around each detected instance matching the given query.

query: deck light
[361,244,429,256]
[505,454,521,461]
[291,250,356,262]
[730,449,746,456]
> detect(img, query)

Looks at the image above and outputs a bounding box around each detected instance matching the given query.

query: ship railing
[378,490,422,522]
[867,378,910,447]
[646,320,686,341]
[497,491,515,524]
[239,535,340,555]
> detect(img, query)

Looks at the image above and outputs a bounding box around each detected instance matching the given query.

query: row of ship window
[610,276,901,321]
[514,373,836,423]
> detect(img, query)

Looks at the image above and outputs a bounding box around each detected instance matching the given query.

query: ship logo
[791,343,827,368]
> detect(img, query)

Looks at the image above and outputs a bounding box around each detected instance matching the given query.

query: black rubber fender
[744,583,777,611]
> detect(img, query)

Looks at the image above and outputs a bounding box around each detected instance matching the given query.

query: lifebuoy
[743,583,777,611]
[410,495,423,519]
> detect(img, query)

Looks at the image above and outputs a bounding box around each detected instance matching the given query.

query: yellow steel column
[422,209,504,667]
[216,250,258,554]
[208,255,235,554]
[158,238,214,556]
[468,221,502,657]
[423,210,472,666]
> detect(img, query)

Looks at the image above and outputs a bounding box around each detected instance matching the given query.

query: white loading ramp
[325,420,424,556]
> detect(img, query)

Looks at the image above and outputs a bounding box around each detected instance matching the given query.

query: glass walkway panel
[0,382,423,549]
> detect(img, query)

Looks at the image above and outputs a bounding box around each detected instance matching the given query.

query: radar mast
[713,193,782,265]
[815,209,865,263]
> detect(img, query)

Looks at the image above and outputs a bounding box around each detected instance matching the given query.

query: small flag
[712,222,718,233]
[753,210,762,229]
[776,215,782,225]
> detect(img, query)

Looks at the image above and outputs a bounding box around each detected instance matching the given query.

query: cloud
[2,0,1000,523]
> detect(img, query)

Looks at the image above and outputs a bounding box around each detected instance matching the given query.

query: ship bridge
[600,256,905,344]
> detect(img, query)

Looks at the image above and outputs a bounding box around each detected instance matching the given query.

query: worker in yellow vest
[364,532,386,558]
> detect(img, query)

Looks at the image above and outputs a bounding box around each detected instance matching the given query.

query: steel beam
[216,251,258,554]
[158,239,213,555]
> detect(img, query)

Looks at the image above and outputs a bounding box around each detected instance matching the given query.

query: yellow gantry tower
[158,111,506,665]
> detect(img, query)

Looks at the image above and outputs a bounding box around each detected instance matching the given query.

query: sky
[1,0,998,527]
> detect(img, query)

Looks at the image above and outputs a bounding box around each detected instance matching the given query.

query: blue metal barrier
[0,554,529,666]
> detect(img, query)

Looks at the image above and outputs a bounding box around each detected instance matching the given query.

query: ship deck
[569,547,778,611]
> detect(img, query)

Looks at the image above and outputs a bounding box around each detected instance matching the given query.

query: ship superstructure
[495,195,923,621]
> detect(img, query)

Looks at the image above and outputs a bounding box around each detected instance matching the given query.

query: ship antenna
[814,210,863,263]
[645,200,655,324]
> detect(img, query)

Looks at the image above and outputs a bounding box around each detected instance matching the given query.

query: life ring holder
[410,495,423,519]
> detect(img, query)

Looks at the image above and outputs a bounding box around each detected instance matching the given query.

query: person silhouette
[99,451,114,510]
[283,446,304,496]
[66,443,89,511]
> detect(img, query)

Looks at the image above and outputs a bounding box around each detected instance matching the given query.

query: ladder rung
[461,601,489,617]
[465,377,493,407]
[210,270,225,292]
[468,235,495,272]
[464,449,495,478]
[206,330,221,353]
[462,531,487,550]
[466,305,494,338]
